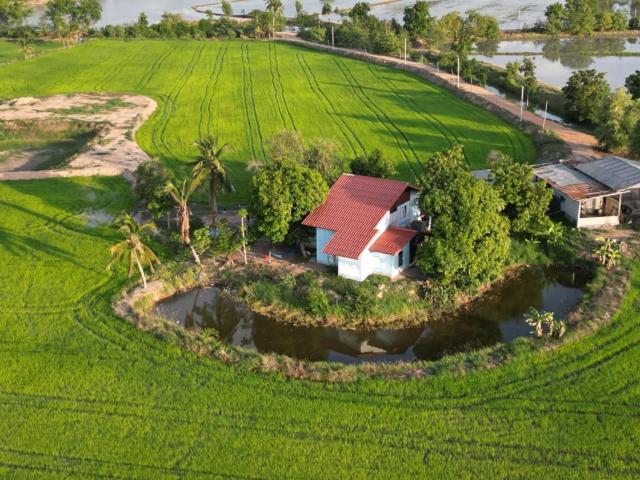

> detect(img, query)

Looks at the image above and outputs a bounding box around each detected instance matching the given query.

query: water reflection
[473,37,640,89]
[155,266,589,364]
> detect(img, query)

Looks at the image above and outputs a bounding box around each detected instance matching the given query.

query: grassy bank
[1,176,640,477]
[0,38,536,202]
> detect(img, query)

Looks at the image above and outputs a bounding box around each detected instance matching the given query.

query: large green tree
[597,88,640,154]
[0,0,32,33]
[350,149,396,179]
[544,2,566,34]
[249,160,328,244]
[625,70,640,100]
[416,145,510,290]
[564,0,596,35]
[45,0,101,45]
[403,1,433,40]
[489,154,553,236]
[562,69,610,123]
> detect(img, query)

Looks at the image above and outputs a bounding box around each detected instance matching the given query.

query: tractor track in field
[199,44,227,138]
[296,54,364,157]
[333,58,420,176]
[268,42,289,130]
[367,64,460,149]
[153,44,204,161]
[96,48,141,93]
[240,43,265,160]
[273,43,297,131]
[45,52,113,92]
[136,44,178,91]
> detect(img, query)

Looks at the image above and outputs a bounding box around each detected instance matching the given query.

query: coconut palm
[192,135,235,226]
[164,177,202,264]
[107,214,160,289]
[265,0,283,37]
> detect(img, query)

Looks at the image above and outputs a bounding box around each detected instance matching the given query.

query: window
[398,250,404,268]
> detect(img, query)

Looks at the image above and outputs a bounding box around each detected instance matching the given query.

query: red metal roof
[370,227,417,255]
[303,174,418,259]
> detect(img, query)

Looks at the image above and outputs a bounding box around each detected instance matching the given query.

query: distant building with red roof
[302,174,421,281]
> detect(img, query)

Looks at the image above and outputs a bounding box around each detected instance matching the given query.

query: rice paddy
[0,39,536,202]
[0,176,639,478]
[1,39,635,478]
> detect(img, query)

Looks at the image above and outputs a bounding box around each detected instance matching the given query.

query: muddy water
[154,266,590,364]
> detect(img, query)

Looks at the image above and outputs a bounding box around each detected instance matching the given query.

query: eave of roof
[370,227,417,256]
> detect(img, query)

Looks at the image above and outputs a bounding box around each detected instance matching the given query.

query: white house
[302,174,421,282]
[533,156,640,228]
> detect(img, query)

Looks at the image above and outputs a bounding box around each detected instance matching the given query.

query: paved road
[280,34,602,160]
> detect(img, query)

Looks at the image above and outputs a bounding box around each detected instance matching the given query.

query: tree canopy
[562,69,610,123]
[489,154,553,236]
[415,145,510,290]
[403,1,433,40]
[45,0,101,43]
[350,149,397,179]
[625,70,640,100]
[249,160,328,243]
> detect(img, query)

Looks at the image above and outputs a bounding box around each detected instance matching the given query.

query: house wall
[554,190,581,225]
[577,215,619,228]
[389,190,420,228]
[315,228,336,266]
[371,243,410,278]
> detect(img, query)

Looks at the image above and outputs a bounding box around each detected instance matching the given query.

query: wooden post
[456,55,460,88]
[520,86,524,122]
[542,100,548,130]
[331,26,334,48]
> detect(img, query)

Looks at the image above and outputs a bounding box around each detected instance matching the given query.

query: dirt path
[0,94,157,181]
[280,34,602,161]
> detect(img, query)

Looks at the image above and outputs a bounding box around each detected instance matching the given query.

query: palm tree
[107,214,160,289]
[265,0,283,37]
[164,177,202,264]
[594,237,621,269]
[525,307,554,338]
[192,135,235,226]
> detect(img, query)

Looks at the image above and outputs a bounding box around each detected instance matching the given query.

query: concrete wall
[315,228,336,266]
[577,215,619,228]
[556,191,581,225]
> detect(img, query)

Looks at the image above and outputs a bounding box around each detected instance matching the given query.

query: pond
[473,37,640,90]
[154,266,590,364]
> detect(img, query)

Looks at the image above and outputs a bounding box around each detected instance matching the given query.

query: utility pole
[403,37,407,65]
[520,85,524,122]
[456,55,460,88]
[331,26,334,48]
[542,100,548,130]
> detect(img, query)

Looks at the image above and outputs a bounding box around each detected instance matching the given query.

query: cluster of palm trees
[108,135,235,288]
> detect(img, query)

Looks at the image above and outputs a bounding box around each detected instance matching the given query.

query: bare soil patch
[0,94,157,181]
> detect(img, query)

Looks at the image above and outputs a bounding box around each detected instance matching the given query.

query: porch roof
[370,227,417,256]
[573,156,640,191]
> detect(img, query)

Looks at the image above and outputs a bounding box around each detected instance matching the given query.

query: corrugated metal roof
[573,156,640,190]
[533,163,613,201]
[370,227,417,255]
[303,174,418,259]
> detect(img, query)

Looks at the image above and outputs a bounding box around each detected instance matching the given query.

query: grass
[0,119,98,170]
[0,39,536,203]
[0,39,60,64]
[0,176,639,477]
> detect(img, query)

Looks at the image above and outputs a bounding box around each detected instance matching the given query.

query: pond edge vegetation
[113,234,636,382]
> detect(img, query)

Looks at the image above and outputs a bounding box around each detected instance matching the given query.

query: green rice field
[0,176,639,478]
[0,39,536,201]
[0,40,60,64]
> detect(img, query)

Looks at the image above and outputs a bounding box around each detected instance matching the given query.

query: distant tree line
[537,0,638,35]
[298,1,500,58]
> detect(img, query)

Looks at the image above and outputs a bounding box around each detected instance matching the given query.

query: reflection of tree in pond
[413,319,502,361]
[475,39,499,56]
[541,37,628,70]
[187,289,244,341]
[252,316,330,361]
